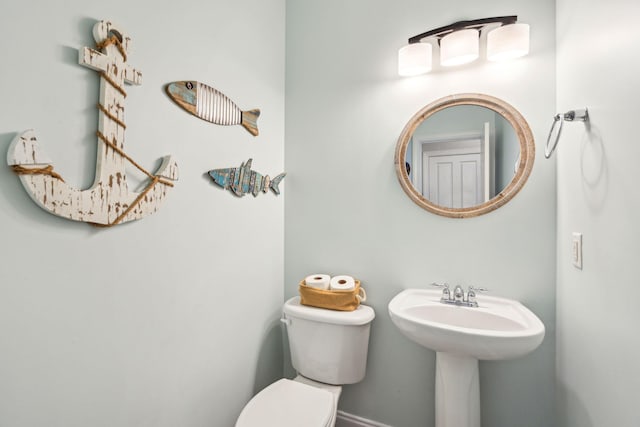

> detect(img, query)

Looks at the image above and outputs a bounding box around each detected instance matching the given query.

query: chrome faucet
[441,284,450,301]
[453,285,465,303]
[431,283,488,307]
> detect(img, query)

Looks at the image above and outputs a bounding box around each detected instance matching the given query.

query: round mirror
[394,93,534,218]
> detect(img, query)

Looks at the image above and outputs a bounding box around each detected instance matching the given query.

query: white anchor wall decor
[7,20,178,227]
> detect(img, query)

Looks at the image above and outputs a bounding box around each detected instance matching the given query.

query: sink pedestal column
[435,352,480,427]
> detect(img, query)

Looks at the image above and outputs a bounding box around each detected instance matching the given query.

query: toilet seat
[235,378,335,427]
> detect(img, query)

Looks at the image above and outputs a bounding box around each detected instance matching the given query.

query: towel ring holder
[545,108,589,158]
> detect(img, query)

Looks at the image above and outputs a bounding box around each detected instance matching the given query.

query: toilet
[235,296,375,427]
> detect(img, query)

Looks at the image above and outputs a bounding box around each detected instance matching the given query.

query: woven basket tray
[298,279,367,311]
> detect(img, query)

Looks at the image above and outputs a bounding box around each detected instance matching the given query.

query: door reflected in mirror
[394,94,534,218]
[406,105,519,208]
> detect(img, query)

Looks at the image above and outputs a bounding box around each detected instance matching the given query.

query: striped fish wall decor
[165,81,260,136]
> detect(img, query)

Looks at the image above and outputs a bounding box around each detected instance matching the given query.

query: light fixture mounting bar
[407,15,518,44]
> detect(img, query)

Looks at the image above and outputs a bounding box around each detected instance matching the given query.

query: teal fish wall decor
[208,159,285,197]
[166,81,260,136]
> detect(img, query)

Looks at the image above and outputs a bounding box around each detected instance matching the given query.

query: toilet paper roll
[330,275,356,291]
[304,274,331,290]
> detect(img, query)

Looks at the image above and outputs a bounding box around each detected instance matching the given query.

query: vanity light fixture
[398,15,530,76]
[398,42,433,76]
[440,28,480,67]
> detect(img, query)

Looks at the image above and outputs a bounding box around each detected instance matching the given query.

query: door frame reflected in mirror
[394,93,535,218]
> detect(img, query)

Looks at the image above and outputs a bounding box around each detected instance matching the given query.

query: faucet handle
[430,282,449,289]
[467,286,488,306]
[431,282,451,300]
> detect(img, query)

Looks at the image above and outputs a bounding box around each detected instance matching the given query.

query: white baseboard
[336,410,394,427]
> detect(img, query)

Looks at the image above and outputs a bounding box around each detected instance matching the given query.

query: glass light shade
[398,43,432,76]
[487,23,530,61]
[440,29,479,66]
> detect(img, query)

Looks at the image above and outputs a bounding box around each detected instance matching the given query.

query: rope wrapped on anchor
[90,33,172,227]
[96,103,126,129]
[90,175,164,228]
[95,35,128,62]
[93,131,174,227]
[96,34,129,98]
[11,164,65,182]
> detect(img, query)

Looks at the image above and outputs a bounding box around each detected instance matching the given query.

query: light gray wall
[0,2,284,426]
[555,1,640,426]
[495,117,519,191]
[413,105,496,139]
[285,1,556,426]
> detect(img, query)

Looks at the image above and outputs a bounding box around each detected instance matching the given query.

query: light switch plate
[572,232,583,269]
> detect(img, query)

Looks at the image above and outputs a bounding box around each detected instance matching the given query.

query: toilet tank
[282,296,375,385]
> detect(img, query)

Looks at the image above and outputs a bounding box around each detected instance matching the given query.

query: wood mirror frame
[394,93,535,218]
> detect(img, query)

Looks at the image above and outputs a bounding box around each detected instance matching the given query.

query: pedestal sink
[388,288,545,427]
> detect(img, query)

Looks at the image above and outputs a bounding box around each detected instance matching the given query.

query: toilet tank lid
[284,296,375,326]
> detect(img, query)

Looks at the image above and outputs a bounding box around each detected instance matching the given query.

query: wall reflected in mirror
[404,105,520,209]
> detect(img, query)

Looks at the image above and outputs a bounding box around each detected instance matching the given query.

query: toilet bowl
[235,376,340,427]
[235,296,375,427]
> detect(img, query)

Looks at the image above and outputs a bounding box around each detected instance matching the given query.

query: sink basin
[389,288,545,427]
[389,289,544,427]
[388,288,544,360]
